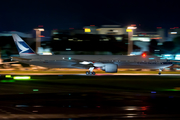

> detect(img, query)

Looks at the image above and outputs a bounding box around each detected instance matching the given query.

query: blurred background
[0,0,180,71]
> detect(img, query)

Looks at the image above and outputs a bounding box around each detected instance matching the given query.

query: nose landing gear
[158,68,163,75]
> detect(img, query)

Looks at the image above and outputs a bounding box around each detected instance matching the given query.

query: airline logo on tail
[12,34,36,55]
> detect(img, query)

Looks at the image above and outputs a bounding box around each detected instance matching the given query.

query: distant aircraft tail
[12,34,37,56]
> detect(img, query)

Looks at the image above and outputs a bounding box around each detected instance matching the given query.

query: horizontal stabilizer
[11,57,31,61]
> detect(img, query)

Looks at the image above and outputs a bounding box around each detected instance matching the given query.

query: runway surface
[0,73,179,119]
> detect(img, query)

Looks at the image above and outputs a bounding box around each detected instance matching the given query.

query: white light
[164,55,171,56]
[126,114,137,116]
[115,37,122,41]
[175,55,180,60]
[42,53,52,55]
[157,43,163,45]
[62,57,65,59]
[77,40,83,41]
[124,106,137,111]
[127,27,137,29]
[66,48,71,50]
[171,32,177,34]
[53,32,59,34]
[131,37,150,42]
[126,116,134,118]
[79,61,92,65]
[113,30,118,32]
[53,38,59,40]
[68,39,74,41]
[34,28,44,31]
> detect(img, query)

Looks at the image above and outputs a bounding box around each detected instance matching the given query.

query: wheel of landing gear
[158,72,161,75]
[86,71,89,75]
[92,72,95,75]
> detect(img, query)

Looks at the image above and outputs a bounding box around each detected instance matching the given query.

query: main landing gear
[86,67,96,75]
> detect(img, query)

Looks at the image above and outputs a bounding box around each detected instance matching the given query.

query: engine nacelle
[101,63,118,73]
[93,62,105,67]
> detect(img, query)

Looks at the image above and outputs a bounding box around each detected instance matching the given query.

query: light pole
[34,28,44,53]
[126,26,137,55]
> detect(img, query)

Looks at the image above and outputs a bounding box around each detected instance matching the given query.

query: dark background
[0,0,179,33]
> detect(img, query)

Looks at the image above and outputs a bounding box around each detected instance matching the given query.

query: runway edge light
[13,76,31,80]
[5,75,12,78]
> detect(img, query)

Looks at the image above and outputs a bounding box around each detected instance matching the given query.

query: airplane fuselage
[17,55,172,69]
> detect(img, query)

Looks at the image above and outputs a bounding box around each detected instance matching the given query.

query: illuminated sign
[126,29,132,32]
[84,28,91,32]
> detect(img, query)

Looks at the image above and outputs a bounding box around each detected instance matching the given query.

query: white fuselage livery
[16,55,172,69]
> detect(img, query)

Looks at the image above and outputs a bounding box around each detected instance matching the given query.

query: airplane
[0,58,17,69]
[11,34,173,75]
[0,50,18,69]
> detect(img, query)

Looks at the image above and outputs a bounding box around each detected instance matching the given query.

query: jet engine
[101,63,118,73]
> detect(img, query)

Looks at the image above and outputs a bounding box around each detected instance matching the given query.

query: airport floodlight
[34,28,44,31]
[127,26,137,56]
[34,27,44,53]
[127,27,137,29]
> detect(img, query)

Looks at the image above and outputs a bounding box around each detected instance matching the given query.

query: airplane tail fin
[12,34,37,56]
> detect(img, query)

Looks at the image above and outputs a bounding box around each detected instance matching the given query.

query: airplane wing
[63,57,96,68]
[0,61,19,64]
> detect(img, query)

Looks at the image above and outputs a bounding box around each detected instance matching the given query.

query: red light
[142,53,146,57]
[39,35,45,37]
[69,28,74,29]
[141,106,147,111]
[131,24,136,26]
[38,25,43,27]
[90,25,95,26]
[97,68,101,70]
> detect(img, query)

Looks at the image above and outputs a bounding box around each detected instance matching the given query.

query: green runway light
[13,76,31,80]
[33,89,39,92]
[5,75,12,78]
[161,89,180,91]
[1,80,15,83]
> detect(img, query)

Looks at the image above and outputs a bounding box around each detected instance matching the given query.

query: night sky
[0,0,180,33]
